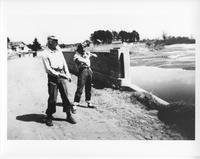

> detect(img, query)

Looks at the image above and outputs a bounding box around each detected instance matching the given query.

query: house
[8,41,31,56]
[8,41,30,53]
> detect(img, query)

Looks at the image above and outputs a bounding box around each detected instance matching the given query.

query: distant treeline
[90,30,140,44]
[163,36,195,45]
[142,35,195,51]
[142,36,195,45]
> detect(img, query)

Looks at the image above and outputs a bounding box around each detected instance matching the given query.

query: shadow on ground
[16,114,46,123]
[76,105,97,109]
[16,113,67,123]
[56,102,96,109]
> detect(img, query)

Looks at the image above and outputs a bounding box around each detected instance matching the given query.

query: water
[130,66,195,104]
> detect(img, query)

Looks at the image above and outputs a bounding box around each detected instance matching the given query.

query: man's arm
[85,50,97,58]
[90,53,97,58]
[42,55,59,77]
[73,52,88,64]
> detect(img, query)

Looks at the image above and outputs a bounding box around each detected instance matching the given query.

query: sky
[2,0,200,45]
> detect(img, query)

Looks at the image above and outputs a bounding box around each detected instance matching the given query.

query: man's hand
[91,53,97,58]
[59,73,68,79]
[59,73,72,82]
[67,78,72,82]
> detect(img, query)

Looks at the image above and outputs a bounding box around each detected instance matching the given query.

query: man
[72,42,97,113]
[42,35,76,126]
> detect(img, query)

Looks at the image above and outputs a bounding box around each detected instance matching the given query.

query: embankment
[7,55,190,140]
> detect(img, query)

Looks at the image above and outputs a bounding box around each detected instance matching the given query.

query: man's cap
[47,35,58,41]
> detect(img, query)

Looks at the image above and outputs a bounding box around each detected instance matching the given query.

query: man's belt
[79,66,91,73]
[80,63,90,69]
[82,66,90,69]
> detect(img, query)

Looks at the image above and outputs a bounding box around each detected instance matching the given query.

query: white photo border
[1,0,200,158]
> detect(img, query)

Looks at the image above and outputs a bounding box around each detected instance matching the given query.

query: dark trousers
[74,68,93,103]
[46,74,71,117]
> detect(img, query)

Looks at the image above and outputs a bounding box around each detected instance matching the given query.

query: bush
[145,40,165,51]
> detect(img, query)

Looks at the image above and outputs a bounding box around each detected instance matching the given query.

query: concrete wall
[63,47,169,106]
[62,47,131,88]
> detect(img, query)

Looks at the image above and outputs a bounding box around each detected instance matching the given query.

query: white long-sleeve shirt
[42,47,71,78]
[73,51,92,69]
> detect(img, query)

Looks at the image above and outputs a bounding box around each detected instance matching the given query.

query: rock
[131,91,163,110]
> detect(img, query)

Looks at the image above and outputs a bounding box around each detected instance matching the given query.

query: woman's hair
[76,43,84,55]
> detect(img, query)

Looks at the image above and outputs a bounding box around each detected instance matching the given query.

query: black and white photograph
[1,0,200,158]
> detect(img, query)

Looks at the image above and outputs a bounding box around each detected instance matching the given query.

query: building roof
[9,41,26,47]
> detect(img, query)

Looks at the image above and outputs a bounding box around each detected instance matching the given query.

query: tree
[132,30,140,42]
[105,30,112,43]
[111,31,118,40]
[90,30,113,44]
[7,37,10,48]
[162,32,167,42]
[31,38,42,51]
[29,38,42,57]
[90,30,140,44]
[118,30,129,43]
[135,32,140,42]
[7,37,10,44]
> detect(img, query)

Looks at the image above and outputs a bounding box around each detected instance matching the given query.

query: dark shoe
[66,115,76,124]
[87,103,96,108]
[71,102,78,114]
[46,113,54,118]
[71,105,77,114]
[46,118,53,126]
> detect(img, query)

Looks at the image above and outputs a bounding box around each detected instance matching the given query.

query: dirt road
[7,56,186,140]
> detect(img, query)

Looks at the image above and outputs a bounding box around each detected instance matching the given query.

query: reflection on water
[131,66,195,104]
